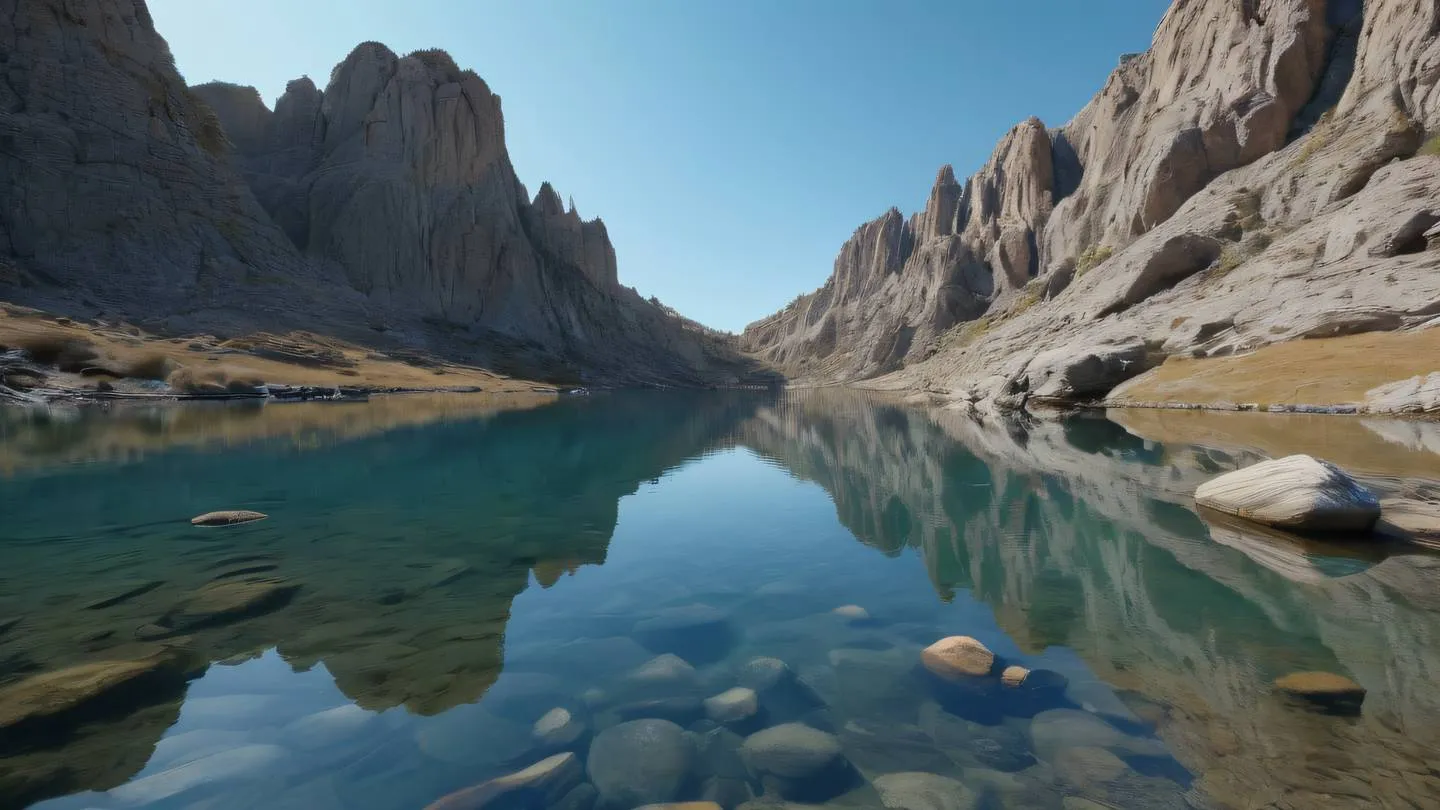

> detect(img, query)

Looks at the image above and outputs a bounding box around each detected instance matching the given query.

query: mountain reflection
[1,390,1438,809]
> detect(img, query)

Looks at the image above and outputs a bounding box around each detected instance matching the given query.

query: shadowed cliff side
[0,1,769,386]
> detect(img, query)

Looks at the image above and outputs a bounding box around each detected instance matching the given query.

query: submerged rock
[873,771,978,810]
[1028,709,1167,763]
[740,723,855,801]
[736,657,824,723]
[613,697,706,726]
[921,637,996,679]
[0,654,191,742]
[422,751,584,810]
[1274,671,1366,715]
[626,654,700,692]
[190,510,269,527]
[281,704,378,751]
[160,579,300,632]
[533,707,588,749]
[111,743,287,805]
[633,605,735,664]
[704,688,759,726]
[832,605,870,622]
[1377,498,1440,548]
[587,720,695,809]
[1193,455,1381,532]
[700,776,752,810]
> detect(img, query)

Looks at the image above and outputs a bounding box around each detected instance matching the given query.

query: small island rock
[921,636,995,680]
[190,510,268,526]
[1000,666,1029,688]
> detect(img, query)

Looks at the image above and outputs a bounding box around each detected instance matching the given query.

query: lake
[1,391,1438,810]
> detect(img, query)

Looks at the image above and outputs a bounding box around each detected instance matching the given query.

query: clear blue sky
[149,0,1169,333]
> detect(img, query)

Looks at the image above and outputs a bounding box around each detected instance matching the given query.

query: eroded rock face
[3,2,749,385]
[744,0,1440,405]
[193,45,691,371]
[0,0,366,336]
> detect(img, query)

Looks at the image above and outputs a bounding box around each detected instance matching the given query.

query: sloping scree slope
[742,0,1440,408]
[0,0,755,385]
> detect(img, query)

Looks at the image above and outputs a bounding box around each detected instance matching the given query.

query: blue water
[1,392,1437,810]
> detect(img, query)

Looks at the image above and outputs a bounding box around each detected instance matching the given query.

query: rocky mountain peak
[915,166,963,242]
[533,182,567,217]
[743,0,1440,404]
[3,4,757,385]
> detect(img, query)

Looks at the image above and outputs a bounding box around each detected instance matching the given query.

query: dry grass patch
[1075,245,1114,277]
[1111,328,1440,407]
[0,305,541,392]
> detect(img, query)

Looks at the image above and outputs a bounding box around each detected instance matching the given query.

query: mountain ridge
[741,0,1440,412]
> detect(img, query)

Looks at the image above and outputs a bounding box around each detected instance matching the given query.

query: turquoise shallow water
[1,392,1438,809]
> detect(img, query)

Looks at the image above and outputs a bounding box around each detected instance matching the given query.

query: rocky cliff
[742,0,1440,405]
[0,1,754,385]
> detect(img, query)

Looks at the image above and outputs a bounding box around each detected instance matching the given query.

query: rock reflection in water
[0,390,1437,809]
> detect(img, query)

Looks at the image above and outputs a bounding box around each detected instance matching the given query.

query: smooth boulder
[740,723,854,801]
[423,751,584,810]
[1194,455,1380,532]
[633,605,735,665]
[587,720,695,809]
[873,772,977,810]
[735,657,824,723]
[704,688,759,726]
[920,636,995,680]
[533,707,587,749]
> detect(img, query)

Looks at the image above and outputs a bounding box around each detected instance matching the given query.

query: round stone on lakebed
[633,605,736,665]
[533,707,587,749]
[873,771,977,810]
[191,510,268,527]
[421,751,583,810]
[740,723,856,801]
[1274,671,1366,714]
[704,687,758,726]
[587,720,695,809]
[921,636,995,680]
